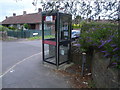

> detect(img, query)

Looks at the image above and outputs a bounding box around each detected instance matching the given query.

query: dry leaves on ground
[53,64,93,88]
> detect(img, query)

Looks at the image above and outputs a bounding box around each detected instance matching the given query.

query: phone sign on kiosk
[42,10,72,68]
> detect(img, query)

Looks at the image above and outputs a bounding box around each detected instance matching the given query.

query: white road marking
[10,69,15,73]
[0,52,42,78]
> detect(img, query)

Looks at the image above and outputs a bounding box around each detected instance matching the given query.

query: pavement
[1,40,71,88]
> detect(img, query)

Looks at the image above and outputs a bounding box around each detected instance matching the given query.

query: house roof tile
[2,13,41,24]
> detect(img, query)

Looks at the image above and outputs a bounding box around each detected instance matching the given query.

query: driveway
[1,40,71,88]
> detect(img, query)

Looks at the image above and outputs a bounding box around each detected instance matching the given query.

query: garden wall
[71,46,93,72]
[91,51,120,88]
[73,21,119,88]
[71,46,120,88]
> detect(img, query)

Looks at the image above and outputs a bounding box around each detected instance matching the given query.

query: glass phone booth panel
[42,11,72,68]
[42,15,56,65]
[58,14,71,65]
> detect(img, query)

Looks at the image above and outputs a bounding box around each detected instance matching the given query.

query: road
[1,39,70,88]
[2,40,42,74]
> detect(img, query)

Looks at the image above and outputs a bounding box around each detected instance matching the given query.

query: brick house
[1,8,52,30]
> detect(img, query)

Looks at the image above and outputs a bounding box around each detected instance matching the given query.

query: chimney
[98,16,100,20]
[59,8,64,13]
[6,16,8,19]
[23,11,27,15]
[13,13,16,16]
[38,8,42,13]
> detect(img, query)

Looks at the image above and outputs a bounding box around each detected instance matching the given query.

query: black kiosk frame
[42,10,72,68]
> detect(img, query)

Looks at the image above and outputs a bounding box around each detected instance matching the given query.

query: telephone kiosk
[42,10,72,68]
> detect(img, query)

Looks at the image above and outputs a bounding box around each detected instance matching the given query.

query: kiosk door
[42,16,57,65]
[58,15,71,65]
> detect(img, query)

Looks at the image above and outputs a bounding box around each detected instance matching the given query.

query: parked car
[71,30,80,39]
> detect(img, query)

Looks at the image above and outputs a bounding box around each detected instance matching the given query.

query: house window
[39,24,53,30]
[30,24,35,29]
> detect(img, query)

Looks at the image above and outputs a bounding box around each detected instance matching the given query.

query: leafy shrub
[0,25,9,31]
[8,26,17,30]
[72,24,81,29]
[79,21,119,69]
[23,23,30,29]
[72,21,86,29]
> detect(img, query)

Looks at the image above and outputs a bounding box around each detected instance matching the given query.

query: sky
[0,0,42,22]
[0,0,118,22]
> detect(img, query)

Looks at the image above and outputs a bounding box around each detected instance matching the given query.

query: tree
[32,0,119,20]
[74,15,82,24]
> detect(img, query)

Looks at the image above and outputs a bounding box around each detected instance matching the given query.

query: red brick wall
[35,24,40,30]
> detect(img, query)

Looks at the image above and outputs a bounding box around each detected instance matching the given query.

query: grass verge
[28,35,55,40]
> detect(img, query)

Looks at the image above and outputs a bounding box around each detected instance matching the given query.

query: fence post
[81,52,86,76]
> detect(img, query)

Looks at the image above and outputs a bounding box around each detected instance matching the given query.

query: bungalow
[1,8,51,30]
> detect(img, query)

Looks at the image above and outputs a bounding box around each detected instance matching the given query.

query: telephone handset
[61,24,69,40]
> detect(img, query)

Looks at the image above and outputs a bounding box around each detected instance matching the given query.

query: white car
[71,30,80,39]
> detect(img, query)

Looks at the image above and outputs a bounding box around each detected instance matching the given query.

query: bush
[72,24,81,29]
[0,25,9,31]
[8,26,17,30]
[23,23,30,29]
[72,21,86,29]
[79,21,119,69]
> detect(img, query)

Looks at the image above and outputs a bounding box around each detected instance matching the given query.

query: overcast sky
[0,0,42,22]
[0,0,119,22]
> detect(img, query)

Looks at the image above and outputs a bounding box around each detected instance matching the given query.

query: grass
[28,35,55,40]
[4,38,16,41]
[28,36,42,40]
